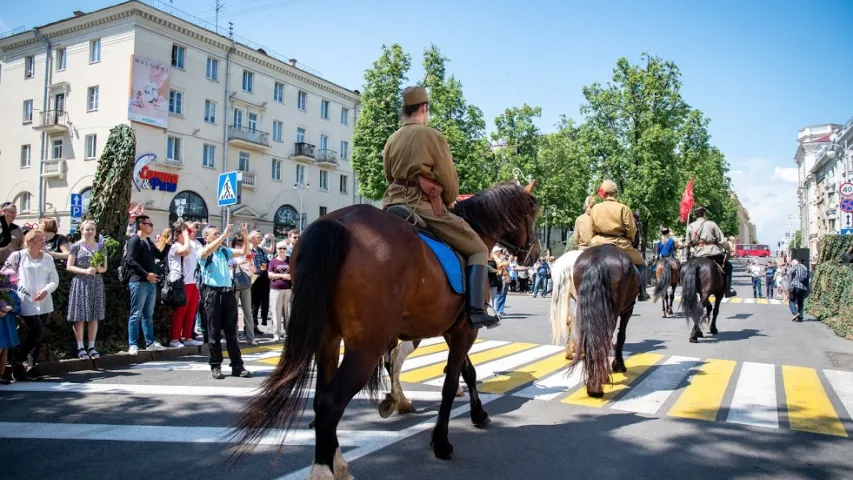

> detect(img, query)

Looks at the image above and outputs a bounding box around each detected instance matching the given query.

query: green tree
[351,44,411,200]
[791,230,803,249]
[84,124,136,239]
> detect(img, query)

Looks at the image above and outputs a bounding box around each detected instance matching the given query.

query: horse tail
[652,260,671,302]
[549,263,573,346]
[230,218,350,459]
[679,260,703,325]
[570,257,617,395]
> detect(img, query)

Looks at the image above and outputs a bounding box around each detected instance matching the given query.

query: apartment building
[0,0,361,237]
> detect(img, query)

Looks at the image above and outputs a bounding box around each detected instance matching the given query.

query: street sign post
[841,228,853,236]
[841,198,853,213]
[217,172,241,207]
[843,211,853,230]
[69,193,83,234]
[840,182,853,197]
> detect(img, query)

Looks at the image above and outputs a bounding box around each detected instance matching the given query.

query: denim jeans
[533,277,546,297]
[128,281,157,347]
[751,277,762,298]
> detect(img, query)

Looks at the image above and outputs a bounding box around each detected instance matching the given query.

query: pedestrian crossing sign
[217,171,241,207]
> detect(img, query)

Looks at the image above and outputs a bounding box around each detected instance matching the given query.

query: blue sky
[3,0,852,247]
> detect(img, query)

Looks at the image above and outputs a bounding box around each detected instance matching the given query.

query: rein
[497,217,535,264]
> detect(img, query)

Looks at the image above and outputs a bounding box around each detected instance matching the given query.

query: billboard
[127,55,170,128]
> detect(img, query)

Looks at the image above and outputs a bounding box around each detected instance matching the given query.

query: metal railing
[38,110,70,128]
[294,142,316,158]
[0,26,26,40]
[241,171,256,187]
[42,158,65,177]
[316,149,338,164]
[229,125,270,147]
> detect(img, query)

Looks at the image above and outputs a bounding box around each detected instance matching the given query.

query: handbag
[232,263,252,291]
[161,255,187,307]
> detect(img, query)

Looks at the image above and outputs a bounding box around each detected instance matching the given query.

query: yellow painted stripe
[237,344,283,355]
[479,352,569,394]
[757,298,769,305]
[729,297,743,304]
[562,353,664,407]
[256,345,345,365]
[668,359,736,421]
[782,366,848,437]
[400,342,535,383]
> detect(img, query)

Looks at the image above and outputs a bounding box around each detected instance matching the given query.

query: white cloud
[730,157,799,249]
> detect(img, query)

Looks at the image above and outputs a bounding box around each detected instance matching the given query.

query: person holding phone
[267,240,291,342]
[124,215,167,354]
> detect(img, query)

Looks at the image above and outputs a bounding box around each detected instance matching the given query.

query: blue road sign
[70,206,83,218]
[217,171,241,207]
[842,228,853,236]
[70,193,83,208]
[841,198,853,213]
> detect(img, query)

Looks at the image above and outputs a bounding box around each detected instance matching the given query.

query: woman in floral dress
[66,220,106,359]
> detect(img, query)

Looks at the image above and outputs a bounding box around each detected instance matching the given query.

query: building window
[233,109,243,129]
[319,206,327,217]
[171,45,186,69]
[167,136,182,162]
[206,57,218,81]
[319,135,328,152]
[341,107,349,125]
[272,158,282,181]
[319,170,329,190]
[242,70,254,92]
[274,204,299,237]
[297,91,307,111]
[274,82,284,103]
[19,192,32,212]
[87,86,99,111]
[52,139,63,160]
[169,90,184,115]
[22,99,33,123]
[238,151,250,172]
[25,56,35,78]
[56,48,66,71]
[296,127,305,143]
[169,191,209,225]
[247,113,258,133]
[90,39,101,63]
[20,145,31,168]
[273,121,282,142]
[340,175,348,194]
[340,140,348,160]
[202,144,216,168]
[80,187,93,215]
[320,100,329,119]
[204,100,216,123]
[295,164,306,184]
[85,134,97,159]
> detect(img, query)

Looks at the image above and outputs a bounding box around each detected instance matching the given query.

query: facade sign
[133,153,179,192]
[127,55,171,128]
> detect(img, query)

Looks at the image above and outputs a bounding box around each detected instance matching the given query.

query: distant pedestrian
[788,259,809,322]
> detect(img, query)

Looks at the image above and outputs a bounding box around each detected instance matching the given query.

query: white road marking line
[824,369,853,420]
[610,355,700,415]
[423,345,563,387]
[726,362,779,429]
[514,352,633,401]
[401,341,509,371]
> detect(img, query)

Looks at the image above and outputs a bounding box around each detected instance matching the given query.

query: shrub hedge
[805,234,853,340]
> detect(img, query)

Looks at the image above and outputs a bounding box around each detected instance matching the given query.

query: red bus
[734,243,771,258]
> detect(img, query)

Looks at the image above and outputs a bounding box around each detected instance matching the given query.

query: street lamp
[294,181,310,230]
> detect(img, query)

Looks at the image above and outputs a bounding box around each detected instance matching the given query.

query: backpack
[117,239,131,285]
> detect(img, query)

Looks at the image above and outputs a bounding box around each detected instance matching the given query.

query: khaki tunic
[573,213,593,250]
[381,121,488,265]
[589,198,644,265]
[686,218,726,257]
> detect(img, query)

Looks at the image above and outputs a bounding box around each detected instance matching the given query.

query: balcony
[41,158,66,179]
[33,110,70,134]
[240,171,256,190]
[316,149,338,167]
[228,125,270,151]
[292,142,315,163]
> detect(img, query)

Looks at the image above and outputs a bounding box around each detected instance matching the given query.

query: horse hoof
[710,328,719,335]
[586,388,604,399]
[611,362,627,374]
[308,419,316,429]
[395,399,416,415]
[689,337,698,343]
[456,387,466,398]
[431,440,455,460]
[378,395,396,419]
[471,409,490,428]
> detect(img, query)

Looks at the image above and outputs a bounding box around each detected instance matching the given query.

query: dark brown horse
[230,182,539,478]
[653,257,680,317]
[569,244,639,398]
[679,256,724,343]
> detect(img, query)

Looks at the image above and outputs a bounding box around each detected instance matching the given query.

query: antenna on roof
[214,0,224,33]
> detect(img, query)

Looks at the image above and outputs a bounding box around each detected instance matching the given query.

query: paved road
[1,260,852,479]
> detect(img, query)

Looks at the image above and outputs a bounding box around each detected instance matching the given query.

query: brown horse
[652,257,680,317]
[230,181,540,479]
[569,244,639,398]
[679,256,724,343]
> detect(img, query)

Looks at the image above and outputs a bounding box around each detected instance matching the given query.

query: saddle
[386,205,466,295]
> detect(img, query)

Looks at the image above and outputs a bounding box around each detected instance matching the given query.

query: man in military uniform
[588,180,649,301]
[573,196,597,250]
[686,207,737,297]
[381,86,499,329]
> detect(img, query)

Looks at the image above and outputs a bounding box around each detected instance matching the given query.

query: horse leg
[457,328,488,427]
[612,308,631,373]
[313,349,379,480]
[431,327,469,460]
[378,340,417,418]
[709,295,722,335]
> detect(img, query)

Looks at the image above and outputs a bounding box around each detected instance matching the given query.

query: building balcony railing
[228,125,270,150]
[41,158,66,179]
[240,171,256,189]
[292,142,316,163]
[34,110,70,134]
[316,149,338,167]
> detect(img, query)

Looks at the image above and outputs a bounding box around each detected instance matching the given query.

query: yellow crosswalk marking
[668,359,736,421]
[405,339,483,359]
[782,366,848,438]
[257,346,345,365]
[400,342,535,383]
[729,297,743,303]
[757,298,769,305]
[479,352,569,394]
[562,352,664,407]
[231,344,282,356]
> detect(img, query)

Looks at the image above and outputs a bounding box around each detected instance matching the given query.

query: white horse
[549,249,584,359]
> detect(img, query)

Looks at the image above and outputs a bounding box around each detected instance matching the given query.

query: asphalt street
[1,259,851,480]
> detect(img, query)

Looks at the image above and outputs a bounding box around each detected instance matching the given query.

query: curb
[35,345,204,377]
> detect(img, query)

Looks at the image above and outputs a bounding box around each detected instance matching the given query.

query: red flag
[679,177,695,223]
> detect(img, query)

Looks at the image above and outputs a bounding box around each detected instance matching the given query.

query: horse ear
[524,179,536,194]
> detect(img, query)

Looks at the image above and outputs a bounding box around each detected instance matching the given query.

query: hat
[402,86,428,107]
[597,180,617,198]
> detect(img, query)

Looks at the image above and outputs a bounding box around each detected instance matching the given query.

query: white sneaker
[182,339,203,347]
[272,334,280,342]
[147,342,166,351]
[128,345,139,355]
[169,340,184,348]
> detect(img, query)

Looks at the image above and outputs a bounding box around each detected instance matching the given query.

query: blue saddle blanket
[419,233,464,295]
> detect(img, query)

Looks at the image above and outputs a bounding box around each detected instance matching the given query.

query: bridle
[497,216,535,265]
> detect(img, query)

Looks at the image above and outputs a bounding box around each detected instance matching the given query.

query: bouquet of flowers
[0,268,18,306]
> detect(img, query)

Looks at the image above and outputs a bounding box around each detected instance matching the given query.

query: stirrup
[468,307,501,330]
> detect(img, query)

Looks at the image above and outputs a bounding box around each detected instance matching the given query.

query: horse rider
[686,206,737,297]
[381,86,500,329]
[573,195,597,250]
[655,225,681,264]
[588,180,650,301]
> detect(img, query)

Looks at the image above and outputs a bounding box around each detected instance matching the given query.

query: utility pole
[214,0,224,33]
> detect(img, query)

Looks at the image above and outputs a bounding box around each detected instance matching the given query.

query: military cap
[599,179,617,195]
[402,86,429,107]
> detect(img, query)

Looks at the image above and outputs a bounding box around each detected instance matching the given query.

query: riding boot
[465,265,501,329]
[724,269,737,298]
[637,265,650,302]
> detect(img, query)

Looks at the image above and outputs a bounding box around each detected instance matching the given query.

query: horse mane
[451,182,540,238]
